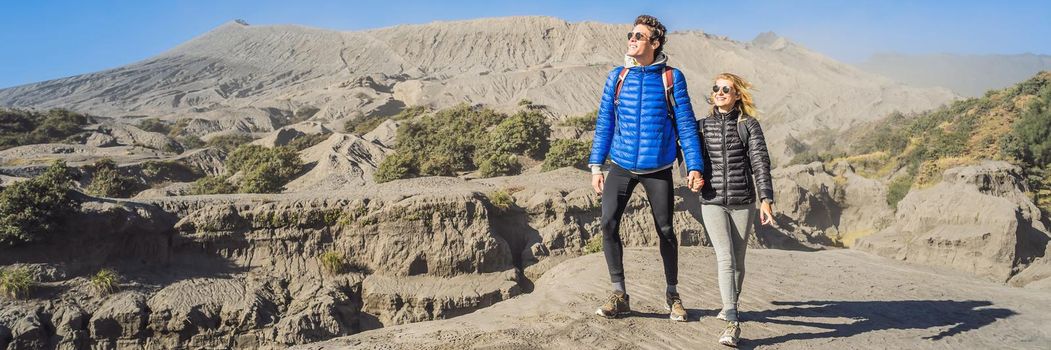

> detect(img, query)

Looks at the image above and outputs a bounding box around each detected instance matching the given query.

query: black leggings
[600,163,678,286]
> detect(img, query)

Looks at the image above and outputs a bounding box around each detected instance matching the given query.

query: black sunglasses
[712,85,734,94]
[627,32,654,41]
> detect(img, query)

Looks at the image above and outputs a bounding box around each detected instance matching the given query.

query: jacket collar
[711,106,741,120]
[624,53,668,71]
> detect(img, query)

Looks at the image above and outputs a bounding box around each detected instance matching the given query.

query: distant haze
[857,53,1051,97]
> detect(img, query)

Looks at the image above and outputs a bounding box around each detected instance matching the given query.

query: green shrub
[227,145,303,193]
[478,153,522,178]
[488,190,515,211]
[141,160,198,180]
[288,133,331,151]
[343,106,428,136]
[206,134,255,153]
[0,108,91,150]
[318,250,347,276]
[584,234,603,254]
[1004,82,1051,168]
[886,174,915,209]
[543,139,591,171]
[137,118,171,134]
[486,110,551,159]
[560,111,597,132]
[190,175,237,195]
[86,158,139,198]
[374,153,415,183]
[518,99,534,107]
[0,267,35,299]
[379,104,506,179]
[168,118,192,137]
[176,135,205,150]
[0,161,78,247]
[90,268,119,296]
[294,106,320,121]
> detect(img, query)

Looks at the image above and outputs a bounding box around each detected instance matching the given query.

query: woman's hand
[686,171,704,192]
[759,200,776,226]
[592,174,605,194]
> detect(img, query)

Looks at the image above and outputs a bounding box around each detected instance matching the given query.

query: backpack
[613,66,684,165]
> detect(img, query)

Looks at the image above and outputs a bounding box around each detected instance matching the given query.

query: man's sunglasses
[712,85,734,94]
[627,32,654,41]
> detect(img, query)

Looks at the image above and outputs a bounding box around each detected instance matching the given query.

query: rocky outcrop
[361,271,519,327]
[765,161,894,248]
[282,133,392,192]
[252,122,331,148]
[84,123,182,152]
[855,161,1051,284]
[361,119,399,148]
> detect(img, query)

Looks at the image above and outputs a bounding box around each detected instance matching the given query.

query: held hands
[759,200,776,226]
[685,171,704,192]
[594,170,705,194]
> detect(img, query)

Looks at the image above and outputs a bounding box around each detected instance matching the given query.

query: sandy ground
[295,247,1051,350]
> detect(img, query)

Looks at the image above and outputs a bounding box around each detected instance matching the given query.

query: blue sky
[2,0,1049,88]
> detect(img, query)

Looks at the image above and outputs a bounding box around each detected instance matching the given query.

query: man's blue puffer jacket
[588,62,704,174]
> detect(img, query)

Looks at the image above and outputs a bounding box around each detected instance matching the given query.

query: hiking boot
[595,291,630,318]
[719,321,741,347]
[716,309,727,321]
[665,292,687,322]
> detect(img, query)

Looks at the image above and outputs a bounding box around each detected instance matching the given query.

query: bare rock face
[855,161,1051,284]
[0,306,49,350]
[85,123,182,152]
[132,182,196,199]
[766,162,894,248]
[361,119,399,148]
[252,121,331,148]
[89,292,150,345]
[172,147,227,176]
[282,133,392,192]
[361,271,520,326]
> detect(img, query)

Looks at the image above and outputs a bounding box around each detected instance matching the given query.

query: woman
[697,73,775,347]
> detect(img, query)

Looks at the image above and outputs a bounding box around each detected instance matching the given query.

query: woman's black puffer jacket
[697,107,774,205]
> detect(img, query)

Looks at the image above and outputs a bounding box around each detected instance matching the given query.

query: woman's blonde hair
[711,73,759,118]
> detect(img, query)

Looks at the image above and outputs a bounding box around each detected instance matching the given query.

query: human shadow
[744,300,1016,347]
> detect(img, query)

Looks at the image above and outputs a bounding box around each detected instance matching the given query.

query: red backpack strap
[662,66,676,111]
[614,67,630,105]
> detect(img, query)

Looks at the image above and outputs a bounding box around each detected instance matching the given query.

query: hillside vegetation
[796,71,1051,210]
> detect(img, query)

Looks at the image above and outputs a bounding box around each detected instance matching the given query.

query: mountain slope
[0,17,957,163]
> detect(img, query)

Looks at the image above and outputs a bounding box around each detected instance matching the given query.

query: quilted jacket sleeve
[588,68,622,166]
[746,117,774,202]
[671,69,704,174]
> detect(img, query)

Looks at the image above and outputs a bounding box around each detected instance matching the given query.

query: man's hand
[686,171,704,192]
[592,174,605,194]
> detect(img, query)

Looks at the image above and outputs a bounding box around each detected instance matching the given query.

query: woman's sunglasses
[712,85,734,94]
[627,32,653,41]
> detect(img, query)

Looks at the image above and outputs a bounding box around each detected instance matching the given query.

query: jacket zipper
[721,112,729,205]
[634,68,643,168]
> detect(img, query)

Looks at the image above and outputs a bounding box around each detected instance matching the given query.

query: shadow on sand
[741,299,1016,348]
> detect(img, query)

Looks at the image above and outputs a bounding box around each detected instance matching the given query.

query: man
[588,14,705,322]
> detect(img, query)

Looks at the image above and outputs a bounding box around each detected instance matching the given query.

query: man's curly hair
[634,15,667,58]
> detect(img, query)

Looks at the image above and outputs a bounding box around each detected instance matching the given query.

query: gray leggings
[701,203,756,322]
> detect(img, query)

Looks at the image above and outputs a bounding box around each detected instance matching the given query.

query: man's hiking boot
[595,291,630,318]
[665,291,687,322]
[719,321,741,347]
